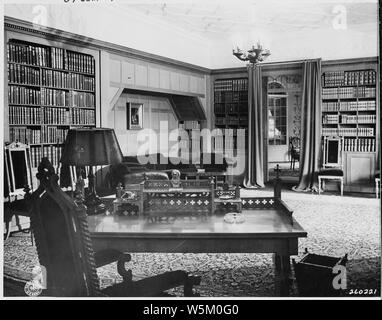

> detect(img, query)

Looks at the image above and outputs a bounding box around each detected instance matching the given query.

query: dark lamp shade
[60,128,123,166]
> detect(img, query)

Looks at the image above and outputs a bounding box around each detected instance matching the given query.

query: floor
[3,187,380,297]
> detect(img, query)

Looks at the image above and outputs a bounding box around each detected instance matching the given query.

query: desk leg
[273,253,291,297]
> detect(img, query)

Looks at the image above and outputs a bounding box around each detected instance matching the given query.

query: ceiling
[4,0,379,68]
[116,0,377,38]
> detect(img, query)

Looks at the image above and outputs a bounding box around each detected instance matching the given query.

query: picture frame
[127,102,143,130]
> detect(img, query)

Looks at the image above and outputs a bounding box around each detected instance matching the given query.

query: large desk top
[88,209,306,239]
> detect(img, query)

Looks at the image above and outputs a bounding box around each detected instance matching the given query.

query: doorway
[267,81,289,170]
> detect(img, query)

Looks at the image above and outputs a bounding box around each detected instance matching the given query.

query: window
[268,82,287,145]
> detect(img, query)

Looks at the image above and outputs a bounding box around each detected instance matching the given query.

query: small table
[89,196,307,296]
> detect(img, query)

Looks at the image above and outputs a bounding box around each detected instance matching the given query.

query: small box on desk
[113,190,142,217]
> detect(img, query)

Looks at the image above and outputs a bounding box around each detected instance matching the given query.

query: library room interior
[2,0,381,298]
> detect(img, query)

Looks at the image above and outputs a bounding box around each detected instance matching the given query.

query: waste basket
[293,250,348,297]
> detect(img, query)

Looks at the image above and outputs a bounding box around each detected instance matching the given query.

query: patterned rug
[3,190,380,297]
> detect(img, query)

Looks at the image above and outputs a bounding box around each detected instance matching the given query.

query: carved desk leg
[273,253,292,297]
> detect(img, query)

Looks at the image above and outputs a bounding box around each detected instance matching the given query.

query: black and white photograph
[0,0,381,308]
[127,102,144,129]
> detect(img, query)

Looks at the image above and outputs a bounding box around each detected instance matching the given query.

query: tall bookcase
[321,64,379,191]
[213,78,248,152]
[321,69,377,152]
[6,39,97,169]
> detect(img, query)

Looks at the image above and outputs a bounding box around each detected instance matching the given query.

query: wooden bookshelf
[321,64,379,191]
[213,78,248,152]
[6,39,97,168]
[321,69,377,153]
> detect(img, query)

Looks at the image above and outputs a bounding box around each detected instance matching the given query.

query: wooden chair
[29,158,200,297]
[289,137,300,170]
[4,142,34,240]
[318,136,344,196]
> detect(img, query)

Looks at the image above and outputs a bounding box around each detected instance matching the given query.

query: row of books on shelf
[43,107,71,125]
[9,105,95,126]
[8,64,40,85]
[179,121,200,130]
[9,106,41,125]
[322,70,376,87]
[322,127,374,137]
[41,88,70,107]
[322,114,339,124]
[214,91,248,103]
[30,145,63,168]
[43,108,96,125]
[8,43,50,67]
[41,69,95,91]
[7,42,95,74]
[71,109,95,125]
[9,85,95,108]
[341,114,376,124]
[9,127,68,145]
[322,87,376,99]
[214,79,248,92]
[323,114,376,124]
[343,138,376,152]
[214,103,249,114]
[41,88,95,108]
[50,47,65,69]
[66,51,95,74]
[10,127,41,145]
[322,100,376,112]
[70,91,95,108]
[8,86,40,105]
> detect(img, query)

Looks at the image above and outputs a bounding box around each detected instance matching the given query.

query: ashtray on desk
[219,195,234,200]
[223,212,245,224]
[121,191,136,200]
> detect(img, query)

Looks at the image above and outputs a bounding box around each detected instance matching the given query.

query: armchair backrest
[30,158,101,296]
[322,136,343,169]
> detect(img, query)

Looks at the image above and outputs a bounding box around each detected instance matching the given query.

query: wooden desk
[88,198,307,296]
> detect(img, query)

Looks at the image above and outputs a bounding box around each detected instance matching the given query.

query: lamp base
[84,192,106,215]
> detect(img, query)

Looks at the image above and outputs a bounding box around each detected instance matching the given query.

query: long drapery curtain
[244,64,265,188]
[293,59,322,192]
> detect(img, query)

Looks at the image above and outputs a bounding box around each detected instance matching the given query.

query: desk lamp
[60,128,123,215]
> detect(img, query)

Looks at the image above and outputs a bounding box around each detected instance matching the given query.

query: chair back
[289,137,300,153]
[322,136,343,169]
[4,141,33,198]
[30,158,101,296]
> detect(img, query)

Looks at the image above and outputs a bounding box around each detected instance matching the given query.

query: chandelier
[232,42,271,65]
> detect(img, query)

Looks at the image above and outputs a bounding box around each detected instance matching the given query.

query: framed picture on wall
[127,102,143,130]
